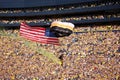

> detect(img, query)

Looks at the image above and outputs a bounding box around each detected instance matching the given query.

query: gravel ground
[0,25,120,80]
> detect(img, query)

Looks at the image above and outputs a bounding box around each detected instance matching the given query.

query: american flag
[20,22,59,45]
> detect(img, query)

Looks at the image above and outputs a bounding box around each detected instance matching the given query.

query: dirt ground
[0,25,120,80]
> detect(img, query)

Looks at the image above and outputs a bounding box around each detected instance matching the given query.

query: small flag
[20,22,59,45]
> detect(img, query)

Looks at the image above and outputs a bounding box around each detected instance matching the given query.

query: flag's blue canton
[45,28,56,37]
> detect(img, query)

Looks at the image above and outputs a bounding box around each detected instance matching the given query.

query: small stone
[96,52,104,54]
[117,46,120,53]
[67,44,71,47]
[51,70,58,75]
[66,51,72,56]
[72,38,78,43]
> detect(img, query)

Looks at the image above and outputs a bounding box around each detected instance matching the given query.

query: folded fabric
[20,22,59,45]
[50,21,75,37]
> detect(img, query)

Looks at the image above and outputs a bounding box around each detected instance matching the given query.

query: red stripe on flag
[20,33,58,42]
[20,34,59,45]
[20,25,45,32]
[20,28,45,36]
[21,22,45,30]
